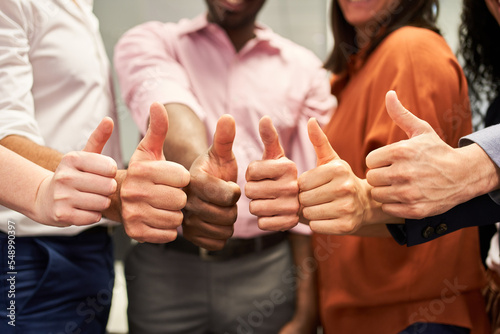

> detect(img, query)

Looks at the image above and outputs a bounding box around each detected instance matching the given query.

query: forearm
[1,135,63,171]
[163,103,208,169]
[1,134,125,223]
[288,233,318,332]
[0,146,52,221]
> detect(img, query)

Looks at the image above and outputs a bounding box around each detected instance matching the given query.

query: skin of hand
[366,90,500,219]
[298,118,383,235]
[245,116,300,231]
[182,114,241,251]
[17,117,116,226]
[120,102,190,243]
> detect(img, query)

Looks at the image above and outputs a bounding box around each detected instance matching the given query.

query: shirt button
[422,226,435,239]
[435,223,448,235]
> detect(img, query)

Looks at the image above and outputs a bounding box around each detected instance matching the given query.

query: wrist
[361,179,403,225]
[457,143,500,200]
[33,173,54,225]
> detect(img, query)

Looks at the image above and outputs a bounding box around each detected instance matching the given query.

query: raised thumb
[211,114,236,164]
[259,116,285,160]
[307,118,339,166]
[386,90,434,139]
[83,117,114,154]
[137,102,169,161]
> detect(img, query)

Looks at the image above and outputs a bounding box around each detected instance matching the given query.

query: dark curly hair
[458,0,500,125]
[324,0,440,74]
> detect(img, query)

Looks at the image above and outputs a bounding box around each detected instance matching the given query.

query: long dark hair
[458,0,500,124]
[324,0,440,74]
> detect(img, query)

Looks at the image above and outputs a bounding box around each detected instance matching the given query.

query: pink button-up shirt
[115,14,336,238]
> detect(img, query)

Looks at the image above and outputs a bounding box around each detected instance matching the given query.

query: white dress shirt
[0,0,122,236]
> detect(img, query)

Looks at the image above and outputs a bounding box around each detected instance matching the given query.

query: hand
[183,115,241,251]
[36,117,118,226]
[245,116,299,231]
[121,103,190,243]
[298,118,372,234]
[366,91,477,219]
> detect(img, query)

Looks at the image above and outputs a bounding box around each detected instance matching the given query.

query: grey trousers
[125,239,296,334]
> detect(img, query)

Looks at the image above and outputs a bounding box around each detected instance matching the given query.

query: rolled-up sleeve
[114,22,205,135]
[0,1,44,145]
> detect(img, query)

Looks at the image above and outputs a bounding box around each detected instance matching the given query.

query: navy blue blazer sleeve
[388,194,500,246]
[388,124,500,246]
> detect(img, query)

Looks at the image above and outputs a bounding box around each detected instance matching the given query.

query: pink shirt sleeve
[114,21,205,135]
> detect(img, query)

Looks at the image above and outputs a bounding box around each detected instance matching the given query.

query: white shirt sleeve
[0,1,45,145]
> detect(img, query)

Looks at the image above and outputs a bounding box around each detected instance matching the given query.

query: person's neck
[225,24,256,52]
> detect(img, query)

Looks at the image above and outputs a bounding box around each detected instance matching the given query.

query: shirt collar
[177,14,282,53]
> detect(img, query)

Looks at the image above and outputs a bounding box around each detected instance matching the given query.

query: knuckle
[127,161,150,178]
[336,221,356,235]
[302,207,312,220]
[280,180,299,195]
[62,151,81,166]
[330,160,349,174]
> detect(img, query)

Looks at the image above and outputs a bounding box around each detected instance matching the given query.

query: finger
[56,209,102,227]
[83,117,114,154]
[138,102,169,161]
[61,151,117,179]
[386,90,434,138]
[245,178,298,200]
[259,116,285,160]
[72,192,113,212]
[307,118,339,166]
[122,205,183,231]
[211,114,236,165]
[299,182,337,207]
[127,160,190,188]
[126,226,179,244]
[365,166,393,187]
[298,162,340,192]
[370,184,410,204]
[190,174,241,207]
[249,198,299,217]
[366,144,394,169]
[184,197,238,226]
[309,219,351,235]
[245,158,296,182]
[59,171,117,196]
[139,209,184,230]
[257,216,299,231]
[302,202,340,222]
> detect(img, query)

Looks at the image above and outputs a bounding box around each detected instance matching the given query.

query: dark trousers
[0,229,114,334]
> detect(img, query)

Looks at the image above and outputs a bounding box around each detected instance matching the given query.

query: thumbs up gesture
[245,116,300,231]
[366,91,470,219]
[37,116,118,226]
[182,115,241,251]
[121,103,190,243]
[298,118,372,234]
